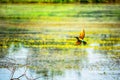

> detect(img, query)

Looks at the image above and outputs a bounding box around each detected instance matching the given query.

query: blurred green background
[0,0,120,3]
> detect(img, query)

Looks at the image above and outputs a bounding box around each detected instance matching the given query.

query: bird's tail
[82,40,87,45]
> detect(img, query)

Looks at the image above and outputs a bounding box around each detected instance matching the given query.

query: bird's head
[74,37,80,41]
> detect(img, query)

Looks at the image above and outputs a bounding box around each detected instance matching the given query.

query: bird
[75,29,87,45]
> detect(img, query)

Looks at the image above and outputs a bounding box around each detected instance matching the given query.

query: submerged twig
[1,57,43,80]
[10,67,17,80]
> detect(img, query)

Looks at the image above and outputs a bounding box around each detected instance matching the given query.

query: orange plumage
[79,29,85,40]
[75,29,87,45]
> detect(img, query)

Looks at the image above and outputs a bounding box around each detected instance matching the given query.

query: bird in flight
[75,29,87,45]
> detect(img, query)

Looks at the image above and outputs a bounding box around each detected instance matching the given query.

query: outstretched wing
[79,29,85,39]
[76,41,81,45]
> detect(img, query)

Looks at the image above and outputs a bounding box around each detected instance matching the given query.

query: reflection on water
[86,48,104,63]
[7,43,29,64]
[0,26,120,80]
[0,43,120,80]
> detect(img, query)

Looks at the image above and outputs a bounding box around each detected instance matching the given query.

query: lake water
[0,25,120,80]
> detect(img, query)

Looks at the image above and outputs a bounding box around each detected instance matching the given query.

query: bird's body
[75,29,87,45]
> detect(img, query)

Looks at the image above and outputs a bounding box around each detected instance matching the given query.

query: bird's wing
[79,29,85,39]
[76,41,81,45]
